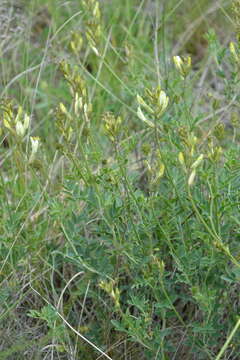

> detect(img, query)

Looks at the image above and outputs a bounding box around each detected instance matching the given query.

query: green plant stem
[215,317,240,360]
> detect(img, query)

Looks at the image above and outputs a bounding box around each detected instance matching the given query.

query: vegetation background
[0,0,240,359]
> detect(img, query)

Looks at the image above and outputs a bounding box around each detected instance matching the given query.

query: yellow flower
[173,55,192,78]
[137,106,154,128]
[191,154,204,169]
[188,170,196,186]
[29,136,40,163]
[158,90,169,116]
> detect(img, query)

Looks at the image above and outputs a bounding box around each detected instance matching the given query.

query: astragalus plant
[1,0,240,359]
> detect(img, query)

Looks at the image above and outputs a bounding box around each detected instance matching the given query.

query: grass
[1,0,240,359]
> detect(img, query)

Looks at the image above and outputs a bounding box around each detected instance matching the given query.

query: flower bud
[230,41,240,64]
[158,90,169,116]
[136,94,154,114]
[191,154,204,169]
[178,152,185,166]
[137,107,154,128]
[173,55,192,78]
[29,136,40,163]
[188,170,196,186]
[16,121,25,137]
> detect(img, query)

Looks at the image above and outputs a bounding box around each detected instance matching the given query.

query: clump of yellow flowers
[2,101,40,164]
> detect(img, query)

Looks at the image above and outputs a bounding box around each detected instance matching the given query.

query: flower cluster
[136,85,169,127]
